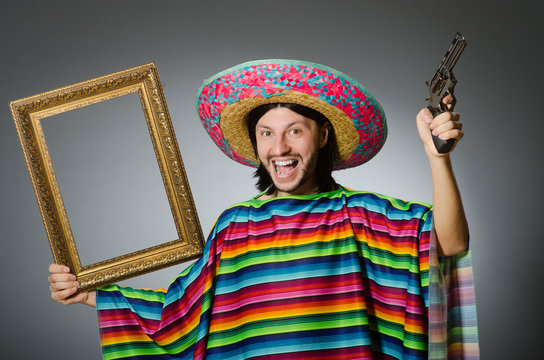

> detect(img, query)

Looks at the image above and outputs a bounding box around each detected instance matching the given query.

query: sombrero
[196,59,387,170]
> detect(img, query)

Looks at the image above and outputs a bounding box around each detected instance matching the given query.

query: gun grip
[427,106,455,154]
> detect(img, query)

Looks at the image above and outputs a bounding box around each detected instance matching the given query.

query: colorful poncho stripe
[96,186,478,359]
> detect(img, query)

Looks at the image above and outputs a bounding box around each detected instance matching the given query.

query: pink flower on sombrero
[196,59,387,170]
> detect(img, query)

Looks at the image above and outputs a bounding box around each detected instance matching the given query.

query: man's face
[255,107,329,197]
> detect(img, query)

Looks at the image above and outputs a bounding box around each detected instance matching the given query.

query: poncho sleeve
[367,192,479,359]
[425,211,480,359]
[95,214,228,360]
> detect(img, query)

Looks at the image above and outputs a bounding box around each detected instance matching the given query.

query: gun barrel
[442,33,466,72]
[428,33,467,89]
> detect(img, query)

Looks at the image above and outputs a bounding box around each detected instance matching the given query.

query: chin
[272,176,314,196]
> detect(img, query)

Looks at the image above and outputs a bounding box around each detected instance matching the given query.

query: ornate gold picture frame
[10,63,204,291]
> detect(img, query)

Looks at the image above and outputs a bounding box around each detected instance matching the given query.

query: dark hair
[246,103,339,194]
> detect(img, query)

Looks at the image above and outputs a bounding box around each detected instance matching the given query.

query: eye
[259,130,271,137]
[289,128,302,135]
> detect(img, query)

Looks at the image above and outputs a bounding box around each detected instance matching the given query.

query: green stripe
[218,237,359,274]
[361,244,420,273]
[100,285,166,302]
[369,317,427,351]
[207,311,369,348]
[103,343,168,359]
[103,328,198,358]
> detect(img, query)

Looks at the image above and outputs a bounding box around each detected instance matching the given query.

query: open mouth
[274,159,298,176]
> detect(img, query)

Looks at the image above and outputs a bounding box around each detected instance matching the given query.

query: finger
[437,129,464,141]
[48,273,76,284]
[417,107,434,124]
[51,285,78,302]
[49,263,71,274]
[50,279,79,292]
[430,112,459,129]
[431,119,463,136]
[442,94,453,104]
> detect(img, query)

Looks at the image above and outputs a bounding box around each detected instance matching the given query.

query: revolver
[426,32,467,153]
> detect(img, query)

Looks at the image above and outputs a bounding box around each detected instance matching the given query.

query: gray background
[1,0,542,358]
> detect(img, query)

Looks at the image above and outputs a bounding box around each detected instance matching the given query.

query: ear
[319,122,330,149]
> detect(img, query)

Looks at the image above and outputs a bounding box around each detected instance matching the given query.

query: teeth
[275,160,295,166]
[274,159,297,176]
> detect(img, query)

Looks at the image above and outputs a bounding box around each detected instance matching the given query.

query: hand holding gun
[426,33,467,153]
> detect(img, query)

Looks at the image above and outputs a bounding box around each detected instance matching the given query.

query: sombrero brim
[196,59,387,170]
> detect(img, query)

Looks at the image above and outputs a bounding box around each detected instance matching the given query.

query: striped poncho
[96,186,478,359]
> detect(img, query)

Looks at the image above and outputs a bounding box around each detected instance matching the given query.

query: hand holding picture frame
[10,63,205,291]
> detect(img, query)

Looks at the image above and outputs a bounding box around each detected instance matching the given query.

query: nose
[272,135,290,155]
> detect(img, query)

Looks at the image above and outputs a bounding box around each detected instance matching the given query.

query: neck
[274,186,320,198]
[269,179,337,199]
[257,182,338,201]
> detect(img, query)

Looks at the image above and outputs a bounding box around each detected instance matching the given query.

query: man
[49,60,478,359]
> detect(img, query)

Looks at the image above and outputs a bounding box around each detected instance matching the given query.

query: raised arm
[48,264,96,307]
[416,96,469,256]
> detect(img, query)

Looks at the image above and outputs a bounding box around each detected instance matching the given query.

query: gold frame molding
[10,63,204,291]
